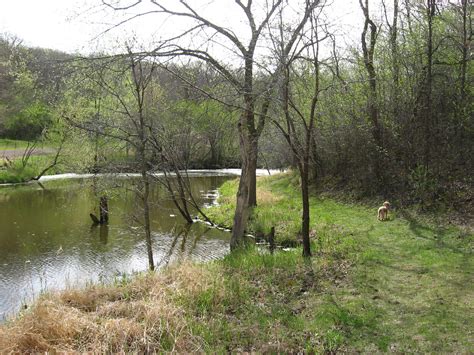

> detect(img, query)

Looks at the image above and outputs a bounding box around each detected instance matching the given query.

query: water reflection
[0,175,233,320]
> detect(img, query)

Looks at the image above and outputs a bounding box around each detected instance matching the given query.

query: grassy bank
[0,155,65,184]
[0,139,62,183]
[0,173,472,352]
[0,139,31,150]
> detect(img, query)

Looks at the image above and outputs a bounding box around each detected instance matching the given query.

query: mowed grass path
[312,195,473,352]
[208,174,474,352]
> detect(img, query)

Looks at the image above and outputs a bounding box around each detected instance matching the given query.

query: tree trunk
[248,133,258,207]
[231,87,259,248]
[300,163,312,258]
[99,196,109,224]
[424,0,435,168]
[141,165,155,271]
[360,0,384,186]
[231,121,251,250]
[460,0,468,102]
[390,0,399,92]
[268,226,275,254]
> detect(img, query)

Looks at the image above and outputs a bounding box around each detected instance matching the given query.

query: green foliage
[4,102,52,140]
[0,138,30,150]
[0,35,64,140]
[0,161,36,183]
[0,154,65,183]
[167,99,239,168]
[408,165,441,208]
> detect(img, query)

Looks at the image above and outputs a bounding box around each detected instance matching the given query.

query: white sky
[0,0,97,53]
[0,0,388,55]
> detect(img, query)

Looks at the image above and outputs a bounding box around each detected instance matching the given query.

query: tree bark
[390,0,399,90]
[424,0,435,168]
[99,196,109,224]
[460,0,469,102]
[360,0,384,185]
[141,164,155,271]
[231,120,251,250]
[247,133,258,207]
[300,163,312,258]
[131,56,155,271]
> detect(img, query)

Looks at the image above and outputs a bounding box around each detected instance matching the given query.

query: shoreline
[0,169,284,187]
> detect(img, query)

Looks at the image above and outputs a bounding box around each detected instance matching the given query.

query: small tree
[270,5,328,257]
[99,0,322,250]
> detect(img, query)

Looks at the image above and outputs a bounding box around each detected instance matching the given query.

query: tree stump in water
[90,213,100,224]
[268,226,275,254]
[90,196,109,225]
[100,196,109,224]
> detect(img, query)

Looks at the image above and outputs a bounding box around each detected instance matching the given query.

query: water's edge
[0,169,283,187]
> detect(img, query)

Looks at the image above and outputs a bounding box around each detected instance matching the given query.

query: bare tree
[360,0,385,188]
[64,52,159,270]
[99,0,321,250]
[271,5,328,257]
[129,52,157,270]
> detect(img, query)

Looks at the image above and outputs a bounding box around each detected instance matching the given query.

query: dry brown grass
[257,188,282,205]
[0,262,223,353]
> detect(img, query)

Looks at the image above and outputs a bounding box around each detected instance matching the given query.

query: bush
[408,165,442,209]
[4,103,52,140]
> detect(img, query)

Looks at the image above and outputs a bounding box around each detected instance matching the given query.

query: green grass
[0,138,32,150]
[1,173,472,352]
[0,138,59,183]
[0,155,65,183]
[203,173,474,352]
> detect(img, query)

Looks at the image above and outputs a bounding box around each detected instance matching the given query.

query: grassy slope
[0,139,62,183]
[0,139,30,150]
[0,155,64,183]
[0,173,472,352]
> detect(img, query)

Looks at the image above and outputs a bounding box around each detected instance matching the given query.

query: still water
[0,174,234,320]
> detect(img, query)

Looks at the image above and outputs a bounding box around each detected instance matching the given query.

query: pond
[0,172,237,321]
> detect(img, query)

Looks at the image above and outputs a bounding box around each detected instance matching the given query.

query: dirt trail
[0,148,55,159]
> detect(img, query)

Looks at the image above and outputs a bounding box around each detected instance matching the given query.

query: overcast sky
[0,0,388,54]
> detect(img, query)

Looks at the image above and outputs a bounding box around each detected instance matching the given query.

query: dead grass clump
[143,305,198,352]
[91,318,145,352]
[153,262,223,299]
[0,262,225,352]
[0,298,96,352]
[59,286,125,312]
[257,188,282,205]
[96,300,148,319]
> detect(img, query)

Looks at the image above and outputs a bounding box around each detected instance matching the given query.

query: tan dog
[377,201,390,221]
